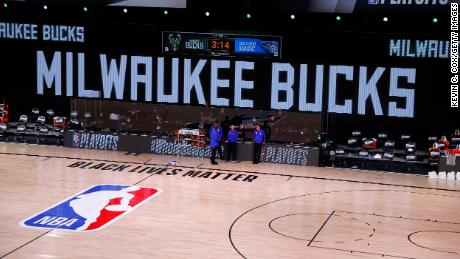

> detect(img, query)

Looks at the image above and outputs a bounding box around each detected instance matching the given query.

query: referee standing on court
[226,123,238,162]
[210,120,223,165]
[253,123,266,164]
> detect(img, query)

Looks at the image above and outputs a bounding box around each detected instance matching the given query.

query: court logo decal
[21,185,160,231]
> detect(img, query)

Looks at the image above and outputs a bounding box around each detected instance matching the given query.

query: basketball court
[0,142,459,259]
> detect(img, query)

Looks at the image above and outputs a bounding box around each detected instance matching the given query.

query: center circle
[269,212,373,243]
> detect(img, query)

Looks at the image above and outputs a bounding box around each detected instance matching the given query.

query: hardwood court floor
[0,142,459,259]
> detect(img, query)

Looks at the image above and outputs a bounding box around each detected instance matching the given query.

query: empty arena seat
[429,148,440,158]
[109,113,120,121]
[362,138,377,150]
[36,116,46,125]
[377,133,388,148]
[435,141,446,150]
[405,142,416,154]
[428,135,437,142]
[46,109,55,116]
[68,119,82,130]
[384,140,395,150]
[373,153,382,159]
[451,132,460,148]
[378,133,388,140]
[401,134,411,141]
[70,110,78,118]
[0,103,8,111]
[405,154,417,161]
[335,148,345,154]
[347,137,358,150]
[348,137,358,145]
[358,150,369,157]
[39,127,49,134]
[352,130,362,137]
[52,116,67,127]
[19,115,28,123]
[400,134,411,149]
[15,124,26,142]
[383,152,394,160]
[428,146,440,166]
[31,108,39,116]
[16,124,26,134]
[46,109,55,123]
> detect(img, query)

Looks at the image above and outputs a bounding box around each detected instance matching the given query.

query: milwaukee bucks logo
[168,34,182,52]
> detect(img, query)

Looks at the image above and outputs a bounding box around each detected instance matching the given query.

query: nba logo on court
[21,185,160,231]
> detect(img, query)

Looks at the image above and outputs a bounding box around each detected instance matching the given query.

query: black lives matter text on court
[67,161,259,183]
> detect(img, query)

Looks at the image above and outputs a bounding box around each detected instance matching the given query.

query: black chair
[451,132,460,149]
[70,110,78,118]
[38,127,49,144]
[352,130,362,138]
[358,149,369,158]
[36,116,46,125]
[383,152,394,160]
[400,134,411,149]
[46,109,55,123]
[68,119,82,130]
[31,108,39,122]
[428,148,440,167]
[19,115,28,124]
[384,140,395,151]
[335,147,345,155]
[405,142,416,154]
[347,137,358,152]
[16,124,26,142]
[0,123,7,138]
[428,135,437,142]
[435,141,446,150]
[405,153,417,161]
[377,133,388,148]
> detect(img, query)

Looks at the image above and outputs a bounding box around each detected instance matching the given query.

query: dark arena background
[0,1,459,259]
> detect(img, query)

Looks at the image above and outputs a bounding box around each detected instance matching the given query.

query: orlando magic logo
[168,33,182,52]
[261,42,279,55]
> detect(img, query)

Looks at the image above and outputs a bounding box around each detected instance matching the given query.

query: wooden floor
[0,142,459,259]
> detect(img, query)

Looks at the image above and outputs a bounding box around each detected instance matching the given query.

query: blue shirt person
[253,128,266,144]
[209,126,221,148]
[253,124,266,164]
[227,129,239,143]
[209,121,223,164]
[226,124,239,162]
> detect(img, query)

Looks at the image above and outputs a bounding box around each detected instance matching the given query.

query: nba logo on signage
[21,185,160,231]
[72,132,80,148]
[368,0,381,4]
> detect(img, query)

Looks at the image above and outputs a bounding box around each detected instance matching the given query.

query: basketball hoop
[446,150,457,166]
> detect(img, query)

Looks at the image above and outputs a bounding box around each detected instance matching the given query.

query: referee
[253,123,266,164]
[226,123,238,162]
[209,120,223,165]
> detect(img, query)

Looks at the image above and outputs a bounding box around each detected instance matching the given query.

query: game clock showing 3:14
[208,38,234,52]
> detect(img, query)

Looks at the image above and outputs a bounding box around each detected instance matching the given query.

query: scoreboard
[162,31,281,59]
